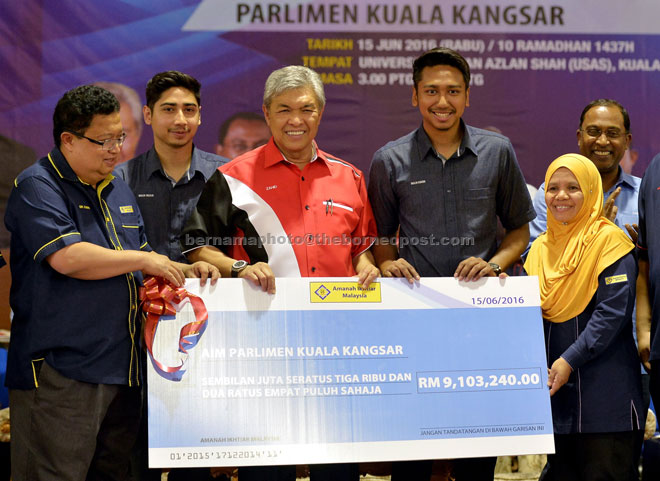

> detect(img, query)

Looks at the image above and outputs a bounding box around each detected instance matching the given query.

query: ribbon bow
[140,276,208,381]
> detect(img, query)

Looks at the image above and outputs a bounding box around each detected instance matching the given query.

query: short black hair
[218,112,266,144]
[145,71,201,110]
[53,85,120,147]
[412,47,471,90]
[579,99,630,133]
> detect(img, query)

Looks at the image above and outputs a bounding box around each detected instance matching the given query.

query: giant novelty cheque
[145,276,553,468]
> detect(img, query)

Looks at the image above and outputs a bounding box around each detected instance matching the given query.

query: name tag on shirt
[605,274,628,285]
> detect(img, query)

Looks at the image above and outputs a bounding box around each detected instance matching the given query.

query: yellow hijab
[524,154,633,323]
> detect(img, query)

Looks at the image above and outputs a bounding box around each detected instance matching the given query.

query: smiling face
[412,64,469,137]
[545,167,585,224]
[60,112,124,186]
[262,87,323,163]
[144,87,200,150]
[577,105,631,177]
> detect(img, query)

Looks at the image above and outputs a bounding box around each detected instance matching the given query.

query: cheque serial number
[471,296,524,305]
[169,449,281,461]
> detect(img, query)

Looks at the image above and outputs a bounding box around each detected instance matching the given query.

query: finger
[265,271,276,295]
[167,267,183,287]
[454,262,469,280]
[210,267,220,284]
[400,261,421,281]
[360,268,378,289]
[252,268,270,292]
[197,265,209,286]
[169,265,185,287]
[382,268,395,278]
[399,265,417,283]
[466,263,489,282]
[605,187,621,203]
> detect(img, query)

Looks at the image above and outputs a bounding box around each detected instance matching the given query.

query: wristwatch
[488,262,502,276]
[231,260,248,278]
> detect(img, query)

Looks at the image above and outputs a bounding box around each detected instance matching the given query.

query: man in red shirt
[181,65,379,481]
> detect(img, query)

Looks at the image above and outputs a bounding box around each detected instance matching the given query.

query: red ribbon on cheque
[140,276,208,381]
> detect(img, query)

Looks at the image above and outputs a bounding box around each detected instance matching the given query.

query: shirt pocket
[463,187,496,234]
[119,212,142,248]
[319,199,360,237]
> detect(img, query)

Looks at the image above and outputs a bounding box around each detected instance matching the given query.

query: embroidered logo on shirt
[605,274,628,285]
[138,193,155,198]
[78,204,91,210]
[266,185,278,191]
[119,205,134,214]
[410,180,426,185]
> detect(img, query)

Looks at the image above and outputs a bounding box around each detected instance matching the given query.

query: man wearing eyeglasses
[528,99,639,246]
[3,85,215,481]
[527,99,646,471]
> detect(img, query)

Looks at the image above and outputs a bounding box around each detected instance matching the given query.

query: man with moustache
[367,47,535,481]
[215,111,270,159]
[4,85,193,481]
[528,99,639,245]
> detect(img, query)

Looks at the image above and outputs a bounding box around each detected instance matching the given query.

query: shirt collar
[146,144,207,182]
[614,167,638,190]
[47,147,115,186]
[263,137,323,168]
[415,120,475,161]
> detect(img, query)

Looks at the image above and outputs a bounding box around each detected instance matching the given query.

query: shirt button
[446,189,451,193]
[305,205,310,210]
[311,267,316,273]
[302,176,305,181]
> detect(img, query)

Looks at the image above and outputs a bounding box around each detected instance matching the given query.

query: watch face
[233,260,248,269]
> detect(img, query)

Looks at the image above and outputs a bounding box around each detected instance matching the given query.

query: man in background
[215,111,270,159]
[528,99,639,245]
[94,81,143,163]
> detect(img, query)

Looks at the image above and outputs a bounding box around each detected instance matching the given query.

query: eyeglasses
[580,127,626,140]
[67,130,126,151]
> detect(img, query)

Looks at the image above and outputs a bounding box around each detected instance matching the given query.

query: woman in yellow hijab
[525,154,643,481]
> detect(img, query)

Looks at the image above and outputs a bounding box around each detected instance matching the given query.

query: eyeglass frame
[66,130,126,151]
[579,127,629,140]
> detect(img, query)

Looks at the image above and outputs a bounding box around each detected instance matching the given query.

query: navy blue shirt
[114,146,227,263]
[543,254,643,434]
[638,152,660,361]
[5,147,148,389]
[368,123,535,277]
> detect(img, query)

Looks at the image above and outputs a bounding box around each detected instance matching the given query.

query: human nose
[556,188,569,199]
[435,94,449,107]
[287,112,303,125]
[174,109,186,123]
[595,131,610,145]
